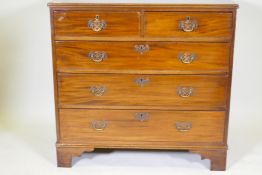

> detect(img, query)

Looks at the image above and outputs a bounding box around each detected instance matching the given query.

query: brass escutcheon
[88,51,108,62]
[88,15,107,32]
[175,122,192,132]
[135,77,150,87]
[178,52,196,64]
[177,86,193,98]
[91,120,108,131]
[179,16,198,32]
[90,86,107,96]
[134,44,150,55]
[135,112,150,122]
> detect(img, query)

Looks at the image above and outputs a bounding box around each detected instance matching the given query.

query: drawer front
[145,12,232,38]
[58,74,227,110]
[56,41,229,74]
[54,11,140,37]
[59,109,225,143]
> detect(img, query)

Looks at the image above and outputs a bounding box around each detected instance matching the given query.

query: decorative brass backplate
[178,52,196,64]
[88,15,107,32]
[90,86,107,96]
[134,44,150,55]
[135,112,150,122]
[177,86,193,97]
[91,120,108,131]
[175,122,192,132]
[88,51,107,62]
[134,77,150,87]
[179,16,198,32]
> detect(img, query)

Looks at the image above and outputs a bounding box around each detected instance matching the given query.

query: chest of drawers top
[49,0,237,5]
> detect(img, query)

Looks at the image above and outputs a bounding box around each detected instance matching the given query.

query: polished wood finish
[57,146,94,167]
[55,36,232,42]
[48,2,238,11]
[49,2,238,171]
[54,11,140,37]
[145,12,232,38]
[58,74,227,110]
[59,109,225,143]
[190,149,227,171]
[56,41,230,74]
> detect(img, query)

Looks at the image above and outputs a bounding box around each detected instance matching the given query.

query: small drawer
[56,41,230,74]
[59,109,225,144]
[53,11,140,38]
[58,74,228,110]
[145,12,232,38]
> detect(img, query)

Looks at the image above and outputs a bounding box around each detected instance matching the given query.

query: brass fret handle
[134,44,150,55]
[91,120,108,131]
[179,16,198,32]
[175,122,192,132]
[135,77,150,87]
[90,86,107,96]
[135,112,149,122]
[88,15,107,32]
[88,51,107,62]
[177,87,193,98]
[178,52,196,64]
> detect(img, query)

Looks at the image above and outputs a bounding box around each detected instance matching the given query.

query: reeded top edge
[48,3,239,9]
[48,0,238,9]
[49,0,237,4]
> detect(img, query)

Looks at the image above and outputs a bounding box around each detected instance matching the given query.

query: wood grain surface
[145,12,232,38]
[57,74,228,110]
[56,41,230,74]
[54,11,140,37]
[49,2,238,170]
[59,109,225,143]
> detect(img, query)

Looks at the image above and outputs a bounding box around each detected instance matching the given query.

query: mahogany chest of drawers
[48,1,238,170]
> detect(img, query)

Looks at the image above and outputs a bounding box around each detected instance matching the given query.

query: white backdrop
[0,0,262,175]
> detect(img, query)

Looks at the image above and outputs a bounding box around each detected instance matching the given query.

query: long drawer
[58,74,228,110]
[56,41,230,74]
[59,109,225,144]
